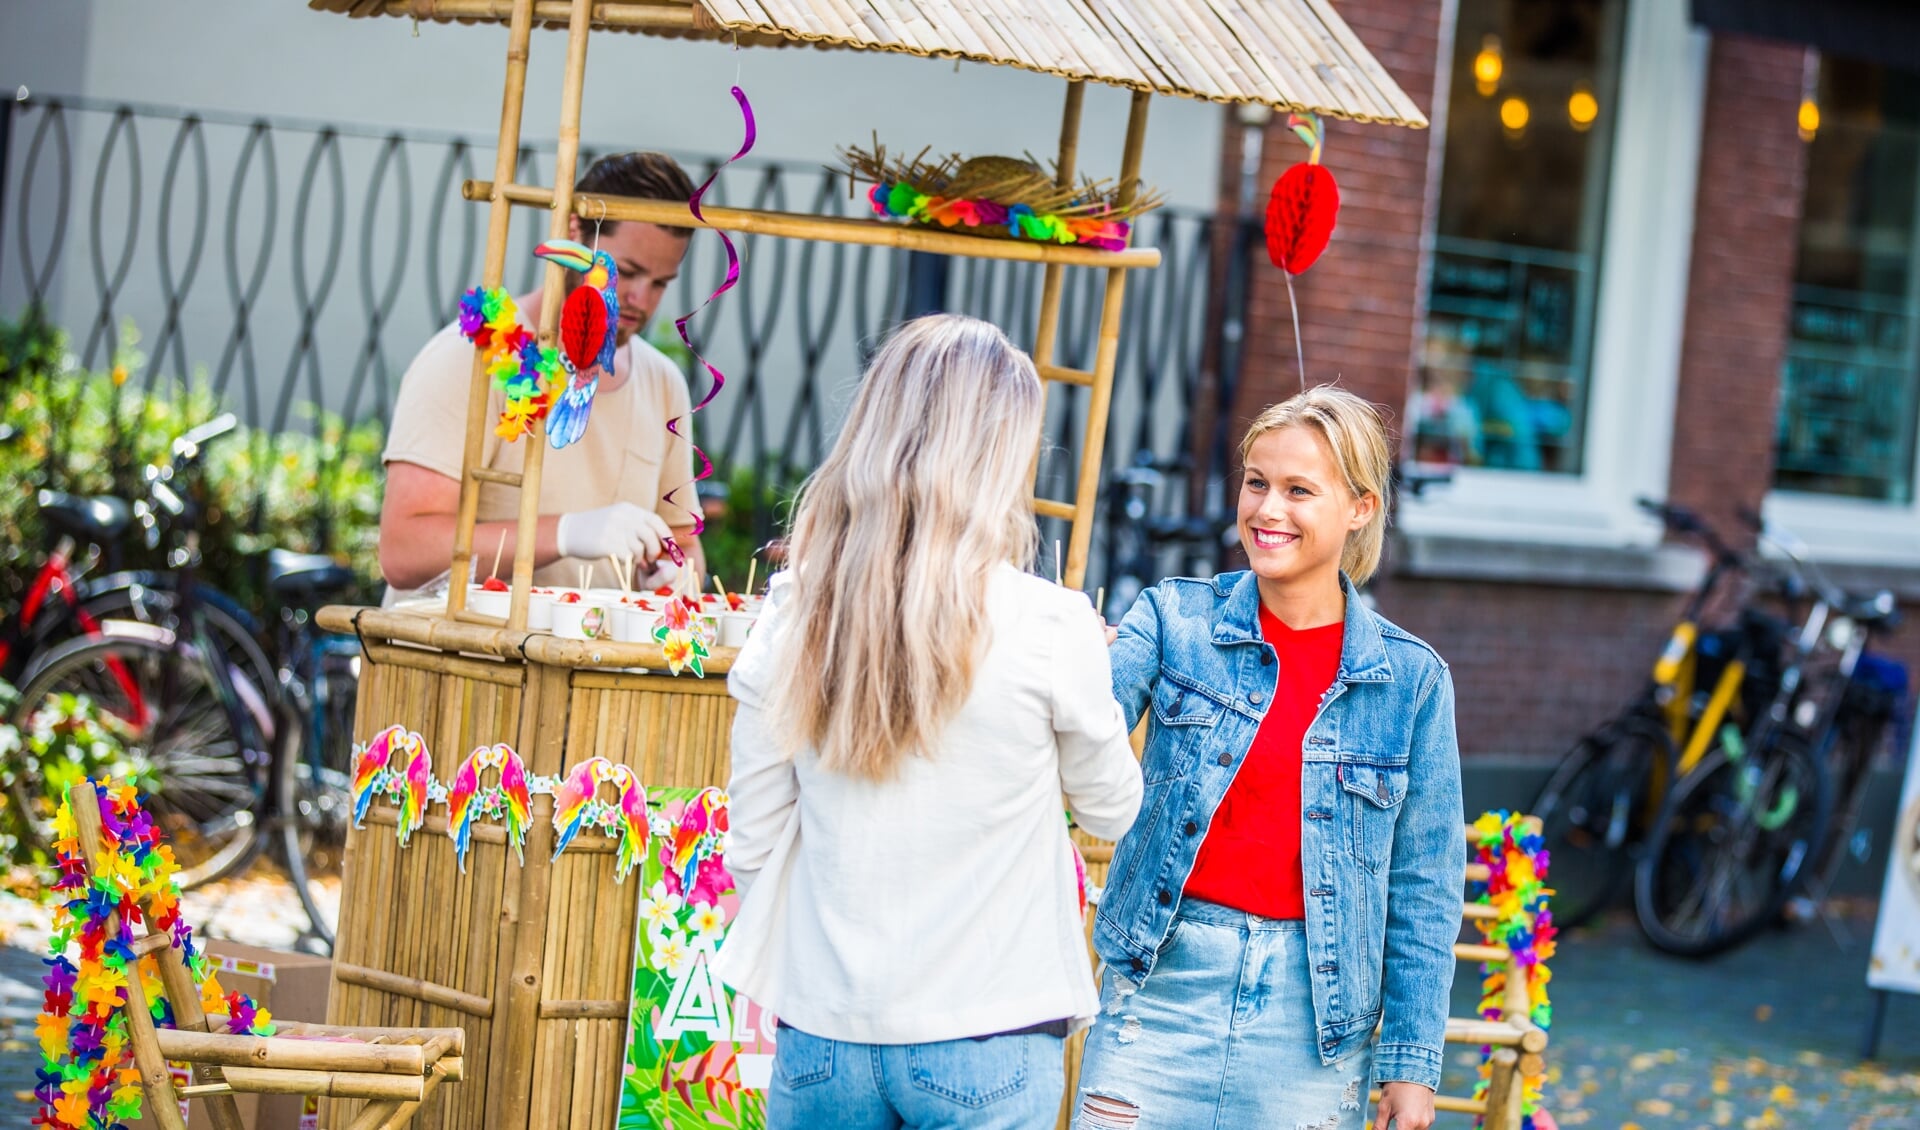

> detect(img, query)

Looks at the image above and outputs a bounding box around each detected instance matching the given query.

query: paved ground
[0,876,1912,1128]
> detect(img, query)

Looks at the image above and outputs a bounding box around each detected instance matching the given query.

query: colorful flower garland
[1468,810,1556,1130]
[458,286,565,443]
[38,781,272,1130]
[867,183,1132,251]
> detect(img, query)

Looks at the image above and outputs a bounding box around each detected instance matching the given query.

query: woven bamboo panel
[307,0,1427,125]
[324,649,530,1130]
[524,671,736,1126]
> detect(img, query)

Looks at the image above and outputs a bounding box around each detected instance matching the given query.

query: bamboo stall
[309,1,1426,1127]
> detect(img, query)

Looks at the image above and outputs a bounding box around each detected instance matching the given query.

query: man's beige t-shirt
[382,321,695,595]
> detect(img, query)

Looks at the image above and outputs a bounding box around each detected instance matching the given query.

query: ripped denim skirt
[1072,898,1374,1130]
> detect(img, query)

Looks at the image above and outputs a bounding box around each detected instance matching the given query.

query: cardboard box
[132,940,333,1130]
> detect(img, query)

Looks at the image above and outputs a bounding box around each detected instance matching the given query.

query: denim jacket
[1097,571,1465,1090]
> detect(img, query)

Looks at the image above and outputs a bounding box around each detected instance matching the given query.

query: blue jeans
[769,1026,1066,1130]
[1072,899,1375,1129]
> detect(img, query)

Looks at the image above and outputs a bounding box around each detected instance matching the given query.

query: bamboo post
[448,0,537,617]
[1031,80,1085,370]
[65,785,215,1130]
[492,662,574,1130]
[1063,90,1150,589]
[1029,80,1086,498]
[1481,1047,1522,1130]
[506,0,594,631]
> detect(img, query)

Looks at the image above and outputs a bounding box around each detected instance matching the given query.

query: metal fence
[0,90,1256,593]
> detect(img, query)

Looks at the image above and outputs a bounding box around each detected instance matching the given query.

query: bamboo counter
[314,605,754,1130]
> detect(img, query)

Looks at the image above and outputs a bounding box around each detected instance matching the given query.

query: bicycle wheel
[12,633,267,888]
[78,581,278,722]
[1532,713,1671,930]
[275,650,357,949]
[1633,732,1830,958]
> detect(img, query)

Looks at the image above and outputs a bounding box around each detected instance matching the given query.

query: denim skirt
[1071,898,1374,1130]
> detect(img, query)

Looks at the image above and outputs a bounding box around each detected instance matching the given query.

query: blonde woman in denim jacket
[1074,387,1465,1130]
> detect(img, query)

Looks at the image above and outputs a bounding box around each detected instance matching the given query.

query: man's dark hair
[577,152,695,233]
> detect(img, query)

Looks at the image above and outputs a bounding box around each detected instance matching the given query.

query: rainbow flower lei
[38,781,273,1130]
[1468,810,1555,1130]
[458,286,565,443]
[866,183,1132,251]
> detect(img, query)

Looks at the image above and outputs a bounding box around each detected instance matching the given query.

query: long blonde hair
[1240,386,1393,584]
[770,314,1043,780]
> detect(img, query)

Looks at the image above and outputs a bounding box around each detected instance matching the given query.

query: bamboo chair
[68,783,466,1130]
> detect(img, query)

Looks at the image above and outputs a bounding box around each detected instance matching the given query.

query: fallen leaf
[1754,1004,1773,1022]
[1639,1099,1675,1116]
[1768,1084,1795,1106]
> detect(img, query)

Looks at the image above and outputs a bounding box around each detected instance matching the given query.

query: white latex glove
[637,555,683,591]
[556,502,674,564]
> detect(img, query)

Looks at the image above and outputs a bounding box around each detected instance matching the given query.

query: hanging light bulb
[1473,35,1503,97]
[1798,97,1820,141]
[1500,95,1530,136]
[1568,83,1598,131]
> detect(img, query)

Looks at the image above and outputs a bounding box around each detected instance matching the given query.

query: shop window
[1777,57,1920,504]
[1414,0,1627,474]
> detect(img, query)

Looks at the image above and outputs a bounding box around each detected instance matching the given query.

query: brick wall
[1666,36,1812,552]
[1232,0,1443,426]
[1215,17,1847,758]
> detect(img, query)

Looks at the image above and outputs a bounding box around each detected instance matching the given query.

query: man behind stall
[378,152,705,601]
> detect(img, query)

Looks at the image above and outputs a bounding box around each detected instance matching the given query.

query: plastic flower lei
[1468,810,1556,1130]
[37,781,273,1130]
[458,286,565,443]
[866,183,1133,251]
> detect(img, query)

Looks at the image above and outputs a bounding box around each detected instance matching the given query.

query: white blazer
[714,564,1144,1045]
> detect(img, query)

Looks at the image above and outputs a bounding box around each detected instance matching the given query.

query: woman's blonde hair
[769,314,1043,780]
[1240,385,1394,585]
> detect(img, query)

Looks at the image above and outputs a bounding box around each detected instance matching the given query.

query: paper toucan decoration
[533,238,619,450]
[1262,113,1340,387]
[1265,113,1340,275]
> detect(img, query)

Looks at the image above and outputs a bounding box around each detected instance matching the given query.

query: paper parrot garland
[1468,811,1556,1130]
[352,724,434,847]
[37,782,274,1130]
[1263,112,1341,389]
[532,238,618,450]
[447,742,534,872]
[348,735,712,885]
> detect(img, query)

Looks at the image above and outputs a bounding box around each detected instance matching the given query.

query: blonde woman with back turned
[716,314,1144,1130]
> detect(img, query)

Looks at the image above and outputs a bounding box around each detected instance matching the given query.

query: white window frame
[1399,0,1710,549]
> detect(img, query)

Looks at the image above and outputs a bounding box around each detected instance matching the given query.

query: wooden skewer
[491,529,508,582]
[608,555,628,596]
[746,558,757,598]
[1095,587,1105,615]
[713,575,729,602]
[1055,540,1063,585]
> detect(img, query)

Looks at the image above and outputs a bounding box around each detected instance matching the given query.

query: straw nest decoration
[840,141,1163,252]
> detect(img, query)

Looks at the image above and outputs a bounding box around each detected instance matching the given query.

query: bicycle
[264,550,363,947]
[1530,499,1786,929]
[10,416,276,888]
[1634,517,1900,957]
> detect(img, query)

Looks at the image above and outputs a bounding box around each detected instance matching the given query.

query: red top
[1182,606,1344,920]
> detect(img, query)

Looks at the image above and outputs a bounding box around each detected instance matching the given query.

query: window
[1414,0,1627,475]
[1777,58,1920,504]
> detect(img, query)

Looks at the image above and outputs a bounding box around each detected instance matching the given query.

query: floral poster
[619,786,773,1130]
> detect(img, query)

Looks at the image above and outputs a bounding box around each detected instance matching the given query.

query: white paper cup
[468,587,511,620]
[552,596,616,640]
[526,592,556,631]
[718,610,756,649]
[615,604,662,643]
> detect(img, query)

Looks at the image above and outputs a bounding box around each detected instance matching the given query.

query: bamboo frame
[460,180,1162,268]
[448,0,538,618]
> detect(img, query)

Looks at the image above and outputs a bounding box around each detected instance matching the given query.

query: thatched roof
[309,0,1428,127]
